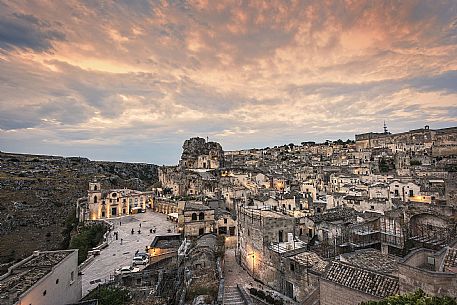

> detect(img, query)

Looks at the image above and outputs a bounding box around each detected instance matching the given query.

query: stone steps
[224,285,245,305]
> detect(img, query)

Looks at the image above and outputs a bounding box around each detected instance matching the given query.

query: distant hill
[0,152,158,266]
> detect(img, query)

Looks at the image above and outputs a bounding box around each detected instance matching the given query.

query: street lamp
[248,252,255,277]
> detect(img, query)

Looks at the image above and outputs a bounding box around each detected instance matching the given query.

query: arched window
[199,212,205,220]
[94,196,98,203]
[94,184,98,191]
[191,213,197,221]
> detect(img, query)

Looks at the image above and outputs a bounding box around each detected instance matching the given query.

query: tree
[361,289,456,305]
[84,285,131,305]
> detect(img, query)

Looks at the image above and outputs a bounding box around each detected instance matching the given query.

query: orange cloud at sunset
[0,0,456,163]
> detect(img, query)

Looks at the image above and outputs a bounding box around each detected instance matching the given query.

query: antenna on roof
[383,121,389,134]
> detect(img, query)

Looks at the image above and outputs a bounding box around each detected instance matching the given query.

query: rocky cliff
[0,152,158,266]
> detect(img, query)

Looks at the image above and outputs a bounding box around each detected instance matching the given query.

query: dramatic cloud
[0,0,456,164]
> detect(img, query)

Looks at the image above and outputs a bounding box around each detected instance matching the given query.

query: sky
[0,0,456,165]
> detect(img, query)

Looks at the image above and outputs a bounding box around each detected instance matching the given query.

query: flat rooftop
[242,207,291,219]
[150,234,182,249]
[0,250,73,303]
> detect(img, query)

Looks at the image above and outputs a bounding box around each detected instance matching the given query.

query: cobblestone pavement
[81,211,176,296]
[224,248,252,288]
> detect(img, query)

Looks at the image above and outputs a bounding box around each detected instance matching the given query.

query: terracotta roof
[340,249,399,274]
[323,261,399,298]
[444,248,457,270]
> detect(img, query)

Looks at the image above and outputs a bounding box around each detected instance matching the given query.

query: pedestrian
[150,228,153,233]
[131,228,134,234]
[120,221,121,226]
[138,229,141,234]
[121,238,123,245]
[139,223,142,228]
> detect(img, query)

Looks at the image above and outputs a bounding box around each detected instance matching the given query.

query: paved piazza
[81,211,175,296]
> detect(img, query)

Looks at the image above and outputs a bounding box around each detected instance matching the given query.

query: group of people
[128,223,156,235]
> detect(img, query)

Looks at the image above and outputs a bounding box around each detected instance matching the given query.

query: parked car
[115,265,140,275]
[135,252,148,258]
[132,255,149,266]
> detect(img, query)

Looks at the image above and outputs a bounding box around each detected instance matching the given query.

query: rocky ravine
[0,151,158,266]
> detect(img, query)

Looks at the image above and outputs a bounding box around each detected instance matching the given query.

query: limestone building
[177,201,215,237]
[179,137,224,170]
[0,250,81,305]
[87,182,154,220]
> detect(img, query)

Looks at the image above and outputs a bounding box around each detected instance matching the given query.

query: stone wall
[398,249,457,297]
[320,279,380,305]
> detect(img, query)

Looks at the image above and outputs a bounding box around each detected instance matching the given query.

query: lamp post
[248,252,255,277]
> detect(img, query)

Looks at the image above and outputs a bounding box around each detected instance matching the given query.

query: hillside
[0,151,158,265]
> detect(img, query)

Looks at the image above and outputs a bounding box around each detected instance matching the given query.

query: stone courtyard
[81,211,175,296]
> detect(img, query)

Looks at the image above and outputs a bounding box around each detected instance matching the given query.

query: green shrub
[69,223,107,264]
[84,285,131,305]
[361,289,457,305]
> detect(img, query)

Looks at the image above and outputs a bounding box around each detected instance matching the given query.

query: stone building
[153,198,180,215]
[158,166,219,196]
[179,137,224,170]
[237,206,296,285]
[177,201,215,237]
[388,180,420,202]
[148,234,182,265]
[86,182,153,220]
[380,208,406,255]
[320,261,399,305]
[183,234,222,304]
[215,210,236,238]
[268,246,328,302]
[398,246,457,298]
[0,250,81,305]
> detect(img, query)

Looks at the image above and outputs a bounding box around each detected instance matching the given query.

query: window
[409,190,413,197]
[93,196,97,203]
[191,213,197,221]
[70,271,74,283]
[290,262,295,272]
[199,212,205,220]
[224,218,227,224]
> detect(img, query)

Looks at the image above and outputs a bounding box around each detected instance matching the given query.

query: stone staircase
[223,285,245,305]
